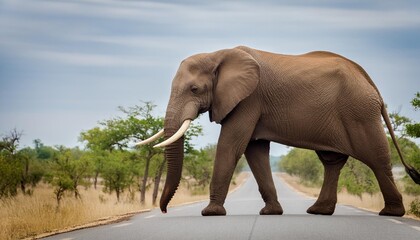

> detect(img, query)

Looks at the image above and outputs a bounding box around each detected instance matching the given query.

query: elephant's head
[137,47,260,213]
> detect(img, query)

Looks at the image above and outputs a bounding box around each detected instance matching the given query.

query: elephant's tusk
[153,120,191,148]
[136,129,164,146]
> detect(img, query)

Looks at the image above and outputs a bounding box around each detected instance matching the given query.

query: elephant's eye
[190,85,199,94]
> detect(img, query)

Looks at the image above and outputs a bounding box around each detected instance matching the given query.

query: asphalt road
[44,173,420,240]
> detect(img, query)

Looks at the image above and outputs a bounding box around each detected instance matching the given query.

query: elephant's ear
[210,48,260,123]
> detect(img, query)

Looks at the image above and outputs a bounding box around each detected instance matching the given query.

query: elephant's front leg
[201,148,235,216]
[245,140,283,215]
[201,115,257,216]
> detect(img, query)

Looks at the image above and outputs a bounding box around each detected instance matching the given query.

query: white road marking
[387,219,403,224]
[112,222,133,228]
[410,226,420,232]
[60,238,74,240]
[145,214,155,219]
[365,213,376,216]
[339,205,377,216]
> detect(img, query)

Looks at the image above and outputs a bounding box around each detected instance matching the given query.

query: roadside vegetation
[280,92,420,218]
[0,102,245,240]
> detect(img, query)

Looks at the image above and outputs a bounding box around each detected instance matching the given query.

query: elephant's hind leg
[363,156,405,216]
[352,127,405,216]
[373,167,405,216]
[307,151,348,215]
[245,140,283,215]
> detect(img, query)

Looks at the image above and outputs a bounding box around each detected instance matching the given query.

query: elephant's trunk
[159,122,185,213]
[159,92,199,213]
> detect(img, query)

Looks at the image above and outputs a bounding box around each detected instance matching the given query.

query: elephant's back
[236,46,383,119]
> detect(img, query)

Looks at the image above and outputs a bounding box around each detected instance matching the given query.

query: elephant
[137,46,420,217]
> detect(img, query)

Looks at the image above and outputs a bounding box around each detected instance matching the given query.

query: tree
[45,147,92,206]
[388,137,420,165]
[0,129,28,198]
[389,111,412,139]
[404,147,420,195]
[0,154,20,198]
[101,151,133,202]
[385,92,420,141]
[103,102,165,205]
[0,129,22,154]
[80,102,202,205]
[0,132,46,198]
[406,92,420,138]
[16,147,44,195]
[80,103,161,204]
[400,92,420,195]
[33,139,56,160]
[86,150,106,189]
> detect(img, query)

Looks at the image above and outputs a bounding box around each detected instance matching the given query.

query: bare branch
[0,128,23,154]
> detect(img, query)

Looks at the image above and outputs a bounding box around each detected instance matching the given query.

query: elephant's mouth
[198,106,210,114]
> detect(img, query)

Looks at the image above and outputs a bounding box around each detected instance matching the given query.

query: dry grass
[0,173,249,240]
[278,173,419,218]
[0,183,144,240]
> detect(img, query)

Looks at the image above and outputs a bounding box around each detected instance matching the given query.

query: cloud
[2,0,418,63]
[28,50,163,68]
[5,0,420,31]
[1,0,419,153]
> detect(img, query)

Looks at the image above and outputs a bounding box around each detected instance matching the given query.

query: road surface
[44,173,420,240]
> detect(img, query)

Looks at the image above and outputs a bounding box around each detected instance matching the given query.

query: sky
[0,0,419,156]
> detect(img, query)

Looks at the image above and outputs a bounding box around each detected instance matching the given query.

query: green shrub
[338,158,380,197]
[280,148,323,186]
[409,199,420,218]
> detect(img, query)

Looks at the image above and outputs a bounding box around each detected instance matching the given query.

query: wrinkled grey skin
[159,46,420,217]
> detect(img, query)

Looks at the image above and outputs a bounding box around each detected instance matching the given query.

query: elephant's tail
[382,105,420,184]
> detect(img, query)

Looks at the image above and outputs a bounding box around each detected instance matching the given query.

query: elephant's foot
[260,202,283,215]
[201,203,226,216]
[307,201,336,215]
[379,203,405,217]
